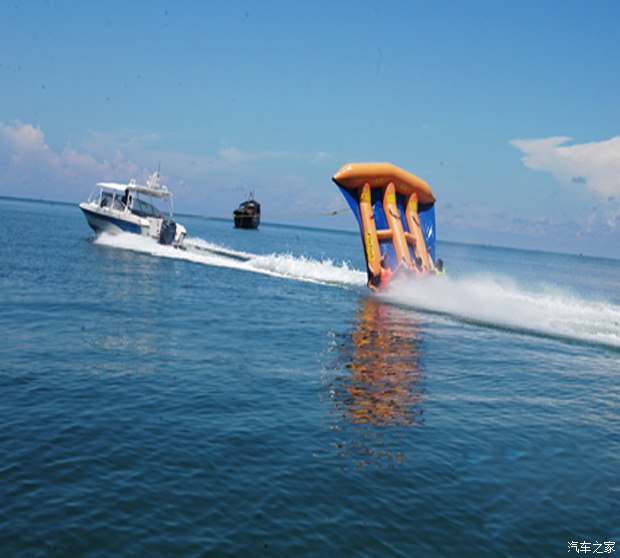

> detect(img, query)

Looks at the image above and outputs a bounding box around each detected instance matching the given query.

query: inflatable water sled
[333,162,436,285]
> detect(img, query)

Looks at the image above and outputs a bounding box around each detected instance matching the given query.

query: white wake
[94,233,366,288]
[94,232,620,348]
[380,273,620,348]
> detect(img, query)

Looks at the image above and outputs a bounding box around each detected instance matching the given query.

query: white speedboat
[79,171,187,247]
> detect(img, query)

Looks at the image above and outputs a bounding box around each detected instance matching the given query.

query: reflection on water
[322,298,426,466]
[82,244,175,376]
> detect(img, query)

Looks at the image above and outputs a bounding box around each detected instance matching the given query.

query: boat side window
[111,196,125,211]
[100,192,113,208]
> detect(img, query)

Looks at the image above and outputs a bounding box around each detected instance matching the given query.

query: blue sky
[1,0,619,258]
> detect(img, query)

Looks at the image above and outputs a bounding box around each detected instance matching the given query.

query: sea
[1,196,619,558]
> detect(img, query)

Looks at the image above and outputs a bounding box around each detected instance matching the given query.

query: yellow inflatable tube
[359,182,382,278]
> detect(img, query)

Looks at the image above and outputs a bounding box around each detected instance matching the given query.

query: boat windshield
[99,191,126,211]
[131,195,164,218]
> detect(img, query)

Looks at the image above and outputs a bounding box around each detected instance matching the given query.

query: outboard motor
[159,219,177,245]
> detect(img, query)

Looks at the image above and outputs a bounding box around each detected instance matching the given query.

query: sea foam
[95,232,620,348]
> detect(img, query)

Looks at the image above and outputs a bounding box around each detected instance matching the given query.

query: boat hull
[79,204,186,247]
[233,213,260,229]
[80,206,143,235]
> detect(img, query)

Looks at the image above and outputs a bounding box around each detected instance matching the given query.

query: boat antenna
[147,164,164,190]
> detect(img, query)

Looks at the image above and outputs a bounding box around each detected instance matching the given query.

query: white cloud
[0,121,336,216]
[1,121,48,152]
[0,120,142,200]
[511,135,620,198]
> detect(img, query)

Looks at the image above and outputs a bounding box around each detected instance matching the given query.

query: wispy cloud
[511,135,620,198]
[440,194,620,256]
[0,121,338,215]
[1,121,48,152]
[217,146,291,164]
[81,129,163,162]
[0,120,142,200]
[510,135,620,240]
[216,145,334,166]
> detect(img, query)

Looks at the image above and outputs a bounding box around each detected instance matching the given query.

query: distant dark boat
[233,192,260,229]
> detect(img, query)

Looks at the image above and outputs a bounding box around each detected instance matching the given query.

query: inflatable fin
[333,162,437,285]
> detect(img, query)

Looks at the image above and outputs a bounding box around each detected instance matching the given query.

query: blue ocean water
[1,197,619,558]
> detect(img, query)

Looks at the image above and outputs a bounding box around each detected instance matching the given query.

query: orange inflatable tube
[333,162,438,285]
[383,182,412,267]
[332,162,435,205]
[404,193,432,269]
